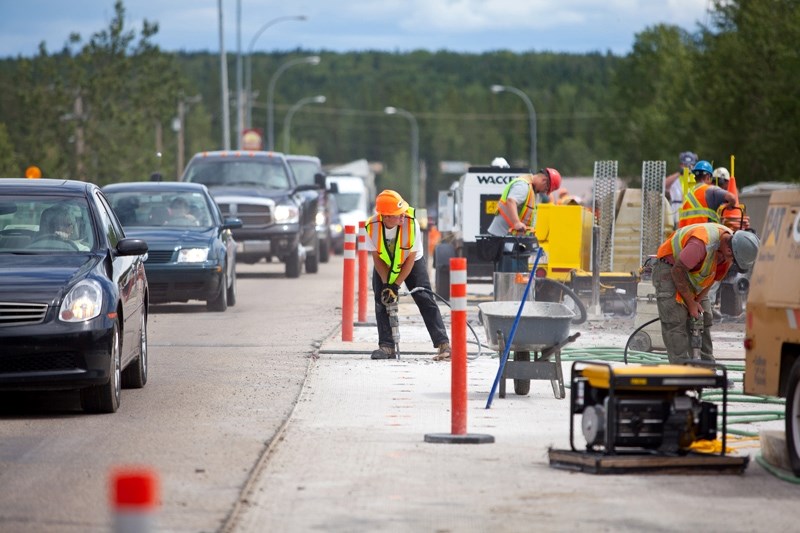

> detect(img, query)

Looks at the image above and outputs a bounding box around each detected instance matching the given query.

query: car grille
[0,352,79,373]
[217,202,273,226]
[146,250,176,264]
[0,302,48,327]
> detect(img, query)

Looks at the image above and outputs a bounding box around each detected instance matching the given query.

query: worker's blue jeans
[373,259,449,350]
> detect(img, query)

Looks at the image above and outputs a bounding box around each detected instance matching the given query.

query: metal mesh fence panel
[640,160,667,267]
[592,160,618,272]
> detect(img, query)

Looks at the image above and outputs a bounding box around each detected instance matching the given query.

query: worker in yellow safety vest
[652,223,759,363]
[364,190,450,361]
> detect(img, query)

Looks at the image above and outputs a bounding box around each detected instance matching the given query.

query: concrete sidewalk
[230,297,797,532]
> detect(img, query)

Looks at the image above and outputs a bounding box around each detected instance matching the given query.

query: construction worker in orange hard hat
[364,190,450,362]
[25,166,42,179]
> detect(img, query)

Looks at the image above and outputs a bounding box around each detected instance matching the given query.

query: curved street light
[245,15,307,130]
[283,95,326,153]
[384,106,419,207]
[491,84,537,170]
[267,55,321,151]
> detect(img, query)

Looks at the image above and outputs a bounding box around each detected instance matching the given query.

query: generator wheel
[513,351,531,396]
[786,358,800,476]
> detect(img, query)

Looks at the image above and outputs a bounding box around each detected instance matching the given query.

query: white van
[326,174,370,229]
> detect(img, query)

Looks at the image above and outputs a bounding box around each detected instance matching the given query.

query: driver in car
[37,206,89,250]
[168,197,199,226]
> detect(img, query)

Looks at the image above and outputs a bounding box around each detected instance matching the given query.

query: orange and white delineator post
[357,220,369,323]
[342,225,356,341]
[110,467,159,533]
[424,257,494,444]
[450,257,468,435]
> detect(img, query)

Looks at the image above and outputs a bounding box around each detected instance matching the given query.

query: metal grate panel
[0,302,48,327]
[592,161,618,272]
[640,161,667,268]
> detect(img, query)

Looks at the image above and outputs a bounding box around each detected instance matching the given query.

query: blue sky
[0,0,711,58]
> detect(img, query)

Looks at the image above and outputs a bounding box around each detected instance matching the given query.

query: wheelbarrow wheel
[513,351,531,395]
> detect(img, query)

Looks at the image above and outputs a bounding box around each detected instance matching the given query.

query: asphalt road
[0,257,344,532]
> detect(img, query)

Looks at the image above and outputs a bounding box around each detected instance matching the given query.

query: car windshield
[106,191,214,229]
[287,160,319,186]
[184,159,291,190]
[333,192,362,213]
[0,195,96,252]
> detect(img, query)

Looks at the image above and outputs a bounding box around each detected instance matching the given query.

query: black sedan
[103,182,242,311]
[0,179,149,413]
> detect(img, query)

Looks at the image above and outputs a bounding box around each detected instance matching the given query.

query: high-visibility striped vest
[657,223,732,303]
[497,178,537,231]
[678,184,720,228]
[365,207,416,285]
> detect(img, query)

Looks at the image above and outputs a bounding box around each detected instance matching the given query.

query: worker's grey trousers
[651,261,714,363]
[373,259,449,350]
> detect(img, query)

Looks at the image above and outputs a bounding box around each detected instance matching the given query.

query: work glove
[380,283,400,305]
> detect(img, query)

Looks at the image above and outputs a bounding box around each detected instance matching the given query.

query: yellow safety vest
[365,207,416,284]
[497,178,536,231]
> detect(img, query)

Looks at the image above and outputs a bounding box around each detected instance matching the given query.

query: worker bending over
[652,223,759,363]
[365,190,450,361]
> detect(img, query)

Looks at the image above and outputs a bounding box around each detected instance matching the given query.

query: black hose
[405,286,484,360]
[623,316,661,365]
[534,277,588,325]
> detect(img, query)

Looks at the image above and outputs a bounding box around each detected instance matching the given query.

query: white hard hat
[713,167,730,181]
[491,157,510,168]
[731,231,760,272]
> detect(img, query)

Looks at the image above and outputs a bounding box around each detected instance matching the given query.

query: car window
[287,160,320,186]
[184,159,291,190]
[94,192,123,247]
[106,191,214,229]
[0,195,96,252]
[333,192,363,213]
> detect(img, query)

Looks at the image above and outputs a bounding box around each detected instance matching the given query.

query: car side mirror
[222,217,243,230]
[116,238,148,256]
[327,182,339,194]
[314,172,327,189]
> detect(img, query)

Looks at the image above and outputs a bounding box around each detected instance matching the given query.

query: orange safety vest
[497,178,536,231]
[657,223,732,303]
[365,207,416,285]
[678,184,720,228]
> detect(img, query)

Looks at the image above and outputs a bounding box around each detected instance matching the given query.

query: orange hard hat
[542,168,562,193]
[25,166,42,179]
[375,190,408,216]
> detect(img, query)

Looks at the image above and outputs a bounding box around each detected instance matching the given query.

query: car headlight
[59,279,103,322]
[177,248,209,263]
[274,204,299,224]
[315,211,326,226]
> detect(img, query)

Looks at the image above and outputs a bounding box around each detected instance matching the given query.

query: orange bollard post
[450,257,468,435]
[357,220,368,324]
[110,467,159,533]
[342,225,356,342]
[424,257,494,445]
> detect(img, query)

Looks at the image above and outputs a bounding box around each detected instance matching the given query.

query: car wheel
[320,236,331,263]
[122,310,148,389]
[81,321,121,413]
[208,271,228,312]
[305,238,320,274]
[285,246,301,278]
[226,267,237,306]
[786,358,800,476]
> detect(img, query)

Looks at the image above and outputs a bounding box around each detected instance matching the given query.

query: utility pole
[218,0,231,150]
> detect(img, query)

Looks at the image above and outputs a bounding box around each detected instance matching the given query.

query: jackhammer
[381,285,401,359]
[690,315,703,360]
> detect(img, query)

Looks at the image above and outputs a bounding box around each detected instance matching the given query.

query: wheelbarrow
[479,301,580,399]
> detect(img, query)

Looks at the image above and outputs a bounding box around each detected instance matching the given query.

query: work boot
[370,345,396,360]
[432,343,451,361]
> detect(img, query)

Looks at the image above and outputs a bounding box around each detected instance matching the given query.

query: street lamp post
[283,95,326,153]
[491,84,537,170]
[384,106,419,208]
[245,15,307,131]
[267,55,321,151]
